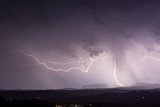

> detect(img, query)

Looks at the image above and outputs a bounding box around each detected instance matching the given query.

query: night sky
[1,0,160,89]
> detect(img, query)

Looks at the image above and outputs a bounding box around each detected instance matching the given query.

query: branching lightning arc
[11,40,160,88]
[10,50,125,87]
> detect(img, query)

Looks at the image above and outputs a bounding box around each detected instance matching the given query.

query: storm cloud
[1,0,160,89]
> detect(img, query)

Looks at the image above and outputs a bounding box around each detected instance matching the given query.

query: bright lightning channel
[10,50,124,87]
[12,50,110,73]
[113,55,124,86]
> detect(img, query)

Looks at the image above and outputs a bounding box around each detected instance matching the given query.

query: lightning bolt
[9,50,125,87]
[15,50,85,72]
[10,50,111,73]
[113,55,124,86]
[79,57,94,72]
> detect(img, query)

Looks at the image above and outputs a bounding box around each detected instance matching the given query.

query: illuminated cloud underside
[10,37,160,87]
[1,0,160,89]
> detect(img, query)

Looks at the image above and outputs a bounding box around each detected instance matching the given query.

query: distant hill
[121,83,160,90]
[134,83,160,89]
[82,83,108,89]
[60,88,77,90]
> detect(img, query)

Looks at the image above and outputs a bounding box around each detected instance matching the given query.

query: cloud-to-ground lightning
[9,50,125,87]
[113,55,124,86]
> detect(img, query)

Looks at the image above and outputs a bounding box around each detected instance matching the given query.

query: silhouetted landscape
[1,88,160,107]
